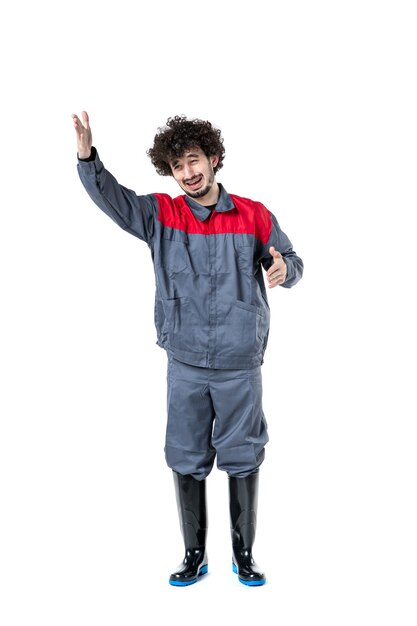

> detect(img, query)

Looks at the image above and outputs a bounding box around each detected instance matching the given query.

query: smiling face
[169,147,220,205]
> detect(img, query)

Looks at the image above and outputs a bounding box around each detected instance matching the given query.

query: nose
[183,164,195,180]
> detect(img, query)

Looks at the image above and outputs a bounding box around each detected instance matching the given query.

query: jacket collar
[183,184,234,221]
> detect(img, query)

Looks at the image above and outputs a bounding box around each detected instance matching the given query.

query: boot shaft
[228,471,259,549]
[173,471,207,548]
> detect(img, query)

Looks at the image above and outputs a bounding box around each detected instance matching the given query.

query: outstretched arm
[72,111,156,244]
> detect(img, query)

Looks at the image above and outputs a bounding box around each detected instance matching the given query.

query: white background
[1,1,416,624]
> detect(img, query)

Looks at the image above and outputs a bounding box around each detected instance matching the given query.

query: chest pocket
[237,243,255,275]
[158,229,191,274]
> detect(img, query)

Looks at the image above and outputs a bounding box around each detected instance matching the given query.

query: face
[170,147,219,200]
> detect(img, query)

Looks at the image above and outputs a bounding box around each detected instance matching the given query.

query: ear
[210,154,219,169]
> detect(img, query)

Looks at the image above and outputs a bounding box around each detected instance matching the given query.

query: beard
[185,166,215,199]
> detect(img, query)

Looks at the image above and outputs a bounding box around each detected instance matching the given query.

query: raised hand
[71,110,92,159]
[266,246,287,288]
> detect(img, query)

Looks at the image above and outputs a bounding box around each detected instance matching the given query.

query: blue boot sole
[169,564,208,586]
[232,562,266,586]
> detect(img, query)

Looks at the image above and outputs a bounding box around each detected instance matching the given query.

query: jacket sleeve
[76,147,157,244]
[260,212,304,288]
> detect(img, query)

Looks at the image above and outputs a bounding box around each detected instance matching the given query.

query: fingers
[71,111,89,130]
[269,246,282,259]
[267,268,286,288]
[71,111,92,159]
[266,248,287,287]
[81,110,90,128]
[71,113,81,128]
[71,114,85,135]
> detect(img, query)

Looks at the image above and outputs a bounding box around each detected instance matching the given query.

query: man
[72,111,304,587]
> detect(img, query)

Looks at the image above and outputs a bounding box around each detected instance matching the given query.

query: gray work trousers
[164,355,269,480]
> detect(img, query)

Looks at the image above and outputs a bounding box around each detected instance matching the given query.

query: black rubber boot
[229,470,266,586]
[169,471,208,586]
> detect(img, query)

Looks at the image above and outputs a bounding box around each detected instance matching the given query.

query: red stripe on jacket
[154,193,272,245]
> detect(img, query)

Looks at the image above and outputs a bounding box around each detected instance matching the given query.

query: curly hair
[147,115,225,176]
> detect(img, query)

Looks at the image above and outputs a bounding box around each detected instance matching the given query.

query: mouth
[185,175,203,191]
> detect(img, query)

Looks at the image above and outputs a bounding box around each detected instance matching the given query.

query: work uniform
[77,148,303,478]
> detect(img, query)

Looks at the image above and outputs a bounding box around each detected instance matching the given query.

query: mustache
[184,174,202,184]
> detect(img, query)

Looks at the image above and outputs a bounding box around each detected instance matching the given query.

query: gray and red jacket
[77,149,304,369]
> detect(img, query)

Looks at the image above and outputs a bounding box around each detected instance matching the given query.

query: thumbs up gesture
[266,246,287,288]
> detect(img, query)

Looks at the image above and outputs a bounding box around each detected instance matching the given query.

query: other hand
[266,246,287,288]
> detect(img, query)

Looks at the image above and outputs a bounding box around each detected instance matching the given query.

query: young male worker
[72,111,304,586]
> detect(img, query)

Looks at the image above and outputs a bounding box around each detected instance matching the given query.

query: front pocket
[217,299,270,358]
[217,300,260,356]
[234,300,259,314]
[162,297,199,352]
[158,230,190,274]
[237,244,254,275]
